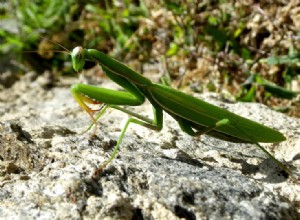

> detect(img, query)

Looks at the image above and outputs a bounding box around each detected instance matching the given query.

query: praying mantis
[69,46,291,177]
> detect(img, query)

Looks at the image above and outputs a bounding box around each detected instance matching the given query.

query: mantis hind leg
[176,117,229,137]
[176,116,292,177]
[171,112,230,137]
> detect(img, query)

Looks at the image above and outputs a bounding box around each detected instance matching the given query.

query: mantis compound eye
[71,46,85,72]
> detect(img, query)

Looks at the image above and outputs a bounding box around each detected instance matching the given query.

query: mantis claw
[71,89,104,135]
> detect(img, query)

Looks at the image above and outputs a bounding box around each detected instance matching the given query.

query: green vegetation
[0,0,299,116]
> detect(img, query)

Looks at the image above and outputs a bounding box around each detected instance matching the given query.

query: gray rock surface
[0,71,299,219]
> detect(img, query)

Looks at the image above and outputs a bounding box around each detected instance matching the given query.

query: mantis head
[71,46,85,72]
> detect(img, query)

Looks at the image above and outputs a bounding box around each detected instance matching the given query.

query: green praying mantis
[69,46,291,177]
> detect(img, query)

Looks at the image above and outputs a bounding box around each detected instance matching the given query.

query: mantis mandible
[70,46,290,177]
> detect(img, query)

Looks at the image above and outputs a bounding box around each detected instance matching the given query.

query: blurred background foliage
[0,0,299,116]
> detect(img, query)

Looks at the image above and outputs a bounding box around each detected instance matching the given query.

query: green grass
[0,0,299,115]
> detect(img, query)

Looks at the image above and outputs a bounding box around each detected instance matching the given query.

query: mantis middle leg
[71,82,163,174]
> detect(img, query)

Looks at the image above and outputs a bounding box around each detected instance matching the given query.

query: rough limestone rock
[0,72,299,219]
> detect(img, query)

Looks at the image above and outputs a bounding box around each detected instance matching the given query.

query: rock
[0,72,299,219]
